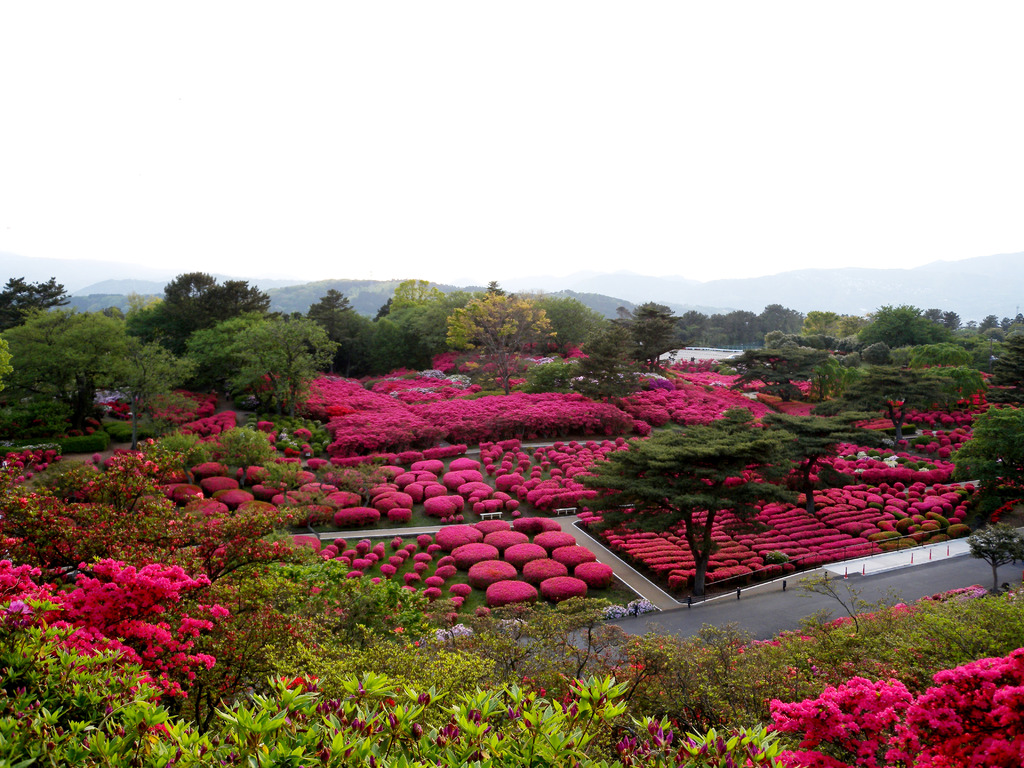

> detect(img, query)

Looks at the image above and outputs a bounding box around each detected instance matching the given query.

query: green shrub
[104,421,155,442]
[56,432,110,453]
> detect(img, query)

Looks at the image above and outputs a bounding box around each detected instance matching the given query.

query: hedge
[56,432,111,453]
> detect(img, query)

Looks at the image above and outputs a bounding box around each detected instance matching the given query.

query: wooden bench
[554,507,577,517]
[479,511,503,520]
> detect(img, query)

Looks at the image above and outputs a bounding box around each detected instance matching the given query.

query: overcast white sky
[2,2,1023,286]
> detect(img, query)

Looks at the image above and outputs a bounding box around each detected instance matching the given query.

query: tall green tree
[966,523,1024,592]
[230,317,337,417]
[447,294,552,394]
[816,366,946,442]
[615,303,678,372]
[730,347,828,402]
[0,277,69,331]
[151,273,271,353]
[584,410,794,595]
[110,339,197,449]
[3,309,127,429]
[859,305,952,349]
[306,290,370,375]
[531,295,606,353]
[990,335,1024,402]
[953,407,1024,514]
[574,324,642,400]
[763,414,876,514]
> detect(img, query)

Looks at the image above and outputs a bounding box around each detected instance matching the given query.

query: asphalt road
[609,555,1024,639]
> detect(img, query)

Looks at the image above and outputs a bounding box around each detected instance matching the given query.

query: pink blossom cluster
[620,383,772,428]
[771,647,1024,767]
[180,410,237,439]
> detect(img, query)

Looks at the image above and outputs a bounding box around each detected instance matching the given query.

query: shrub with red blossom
[403,572,421,586]
[522,558,569,585]
[533,531,577,552]
[410,459,445,474]
[386,508,412,523]
[449,583,473,597]
[512,517,563,535]
[574,561,615,589]
[422,587,443,601]
[539,576,588,603]
[551,545,597,569]
[379,563,396,578]
[332,507,381,527]
[485,579,538,608]
[467,559,519,588]
[483,530,530,552]
[503,542,549,569]
[452,543,500,570]
[435,525,483,551]
[200,476,239,494]
[213,488,255,510]
[191,462,229,481]
[474,520,512,535]
[424,575,445,588]
[423,495,465,518]
[449,457,482,472]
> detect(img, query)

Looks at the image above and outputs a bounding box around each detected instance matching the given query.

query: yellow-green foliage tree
[447,293,552,393]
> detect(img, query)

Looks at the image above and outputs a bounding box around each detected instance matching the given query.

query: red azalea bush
[551,545,597,569]
[485,579,539,608]
[539,576,588,603]
[522,558,569,585]
[386,508,412,523]
[474,520,512,535]
[482,530,530,552]
[200,476,239,494]
[512,517,563,535]
[435,525,483,551]
[213,489,255,510]
[423,495,464,518]
[574,561,615,589]
[451,543,500,570]
[503,542,549,569]
[533,531,577,552]
[332,507,381,528]
[467,559,519,588]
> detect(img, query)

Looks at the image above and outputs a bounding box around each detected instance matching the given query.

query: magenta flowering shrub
[467,559,519,588]
[200,476,239,494]
[522,558,569,584]
[191,462,229,481]
[423,495,465,518]
[533,531,577,552]
[474,519,512,535]
[512,517,563,535]
[621,382,771,428]
[574,561,615,589]
[386,508,412,523]
[485,579,538,608]
[435,525,483,551]
[483,530,530,552]
[539,576,588,603]
[503,542,548,569]
[332,507,381,528]
[551,545,597,569]
[451,543,500,570]
[449,582,472,598]
[213,488,255,510]
[771,647,1024,767]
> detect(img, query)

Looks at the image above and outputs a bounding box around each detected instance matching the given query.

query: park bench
[480,510,503,520]
[554,507,577,516]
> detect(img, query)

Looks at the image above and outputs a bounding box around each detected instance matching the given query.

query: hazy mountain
[4,249,1022,322]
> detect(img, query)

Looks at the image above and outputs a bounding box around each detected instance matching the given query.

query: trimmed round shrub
[534,531,577,552]
[449,457,482,471]
[551,545,597,569]
[326,490,361,507]
[503,542,549,569]
[574,561,614,589]
[468,560,518,588]
[452,543,500,570]
[403,572,421,586]
[292,534,321,552]
[449,583,472,598]
[424,575,445,589]
[200,476,239,494]
[191,462,229,481]
[422,587,443,601]
[436,555,456,568]
[424,495,465,518]
[483,530,530,553]
[522,558,568,585]
[386,508,412,523]
[411,459,445,474]
[332,507,381,527]
[436,525,483,551]
[486,580,538,608]
[168,484,203,504]
[187,498,230,517]
[474,520,512,535]
[433,564,457,580]
[373,491,414,513]
[213,488,255,510]
[422,483,449,500]
[513,517,562,535]
[540,576,588,603]
[413,552,433,564]
[379,563,397,578]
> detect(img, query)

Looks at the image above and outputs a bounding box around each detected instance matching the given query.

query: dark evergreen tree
[584,410,794,595]
[730,347,828,402]
[616,302,678,371]
[574,324,642,400]
[0,277,69,330]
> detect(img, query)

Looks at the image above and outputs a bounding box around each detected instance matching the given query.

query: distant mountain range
[2,250,1022,322]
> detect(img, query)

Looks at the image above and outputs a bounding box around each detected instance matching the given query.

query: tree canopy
[584,410,794,595]
[447,293,552,394]
[859,305,951,349]
[0,277,68,331]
